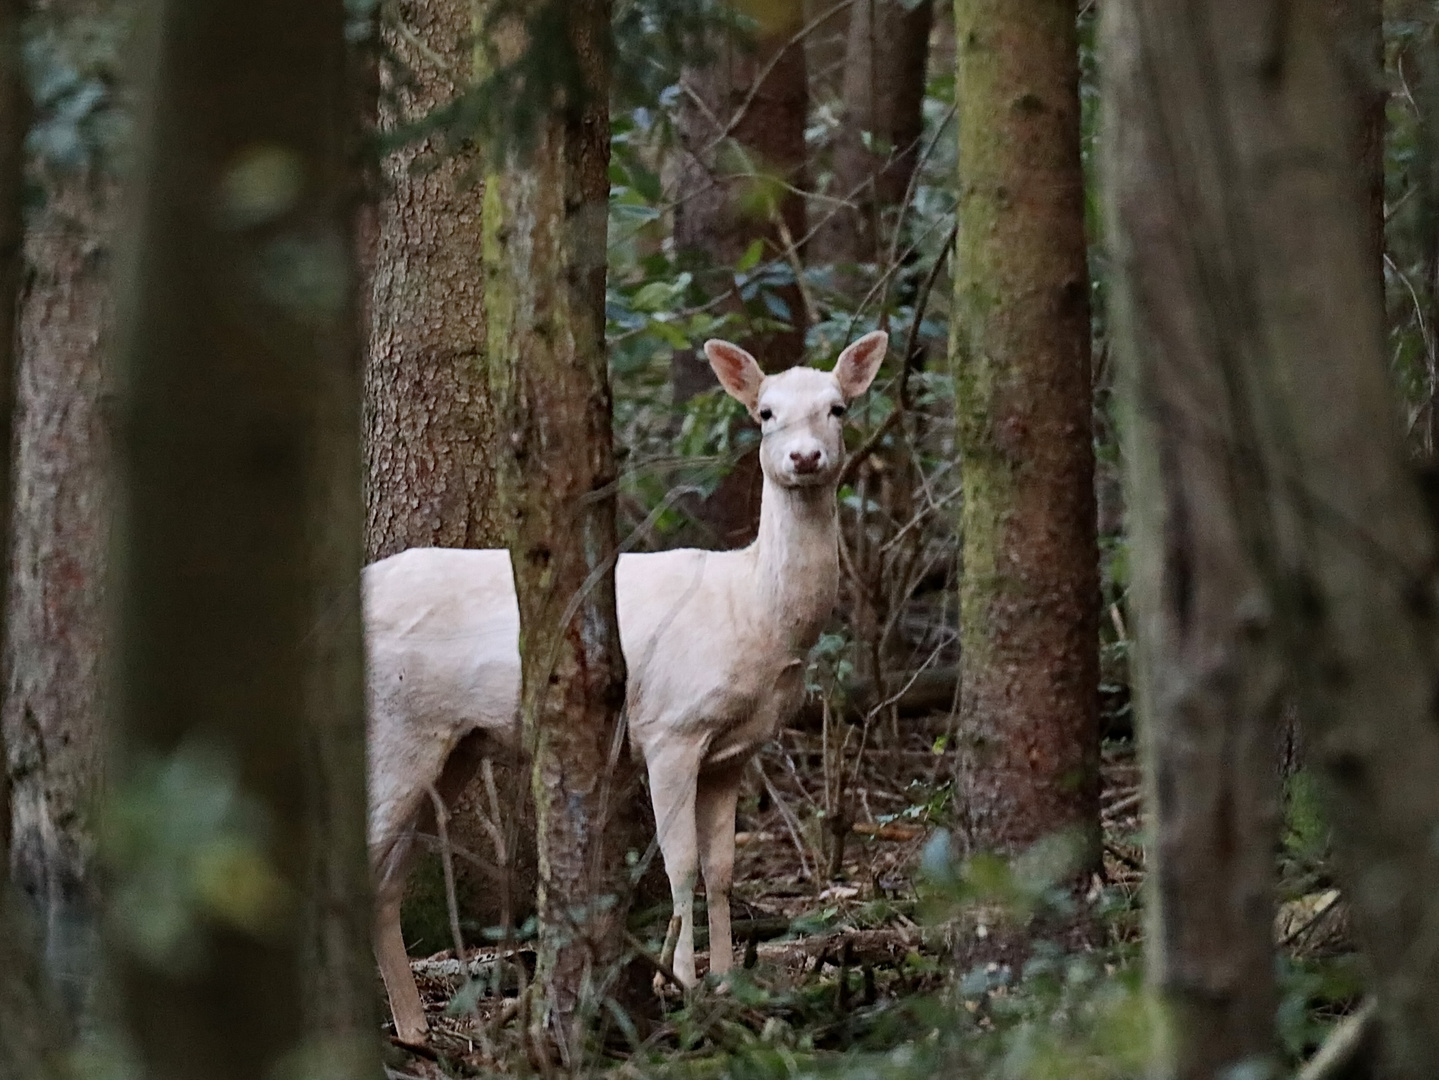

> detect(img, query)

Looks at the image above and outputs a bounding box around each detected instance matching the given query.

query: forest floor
[382,719,1360,1079]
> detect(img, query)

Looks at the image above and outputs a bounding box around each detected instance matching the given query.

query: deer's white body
[366,333,887,1044]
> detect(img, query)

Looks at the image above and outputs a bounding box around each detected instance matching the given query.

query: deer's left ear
[833,331,888,400]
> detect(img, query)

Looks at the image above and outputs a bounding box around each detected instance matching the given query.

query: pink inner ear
[837,332,888,397]
[704,339,763,408]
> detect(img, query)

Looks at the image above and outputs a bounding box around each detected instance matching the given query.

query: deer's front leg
[697,762,743,980]
[648,745,701,987]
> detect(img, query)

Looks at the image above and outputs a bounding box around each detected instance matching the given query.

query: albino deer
[365,331,888,1043]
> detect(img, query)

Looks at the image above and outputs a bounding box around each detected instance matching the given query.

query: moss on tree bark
[484,0,637,1060]
[951,0,1100,862]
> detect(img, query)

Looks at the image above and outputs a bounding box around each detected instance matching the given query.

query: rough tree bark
[813,0,933,269]
[363,0,534,954]
[671,0,809,547]
[0,0,60,1073]
[950,0,1100,862]
[3,0,120,1024]
[365,0,503,562]
[1106,3,1439,1077]
[0,0,22,867]
[109,0,374,1077]
[484,0,634,1060]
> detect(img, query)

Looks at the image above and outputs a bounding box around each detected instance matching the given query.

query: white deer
[365,331,888,1043]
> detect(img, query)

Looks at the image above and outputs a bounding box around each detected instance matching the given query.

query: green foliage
[102,741,290,972]
[1276,953,1365,1065]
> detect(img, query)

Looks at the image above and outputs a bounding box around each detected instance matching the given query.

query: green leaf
[650,320,688,349]
[631,281,673,311]
[736,237,765,273]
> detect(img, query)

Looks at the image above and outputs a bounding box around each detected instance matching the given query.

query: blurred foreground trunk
[484,1,637,1061]
[1106,2,1439,1077]
[109,0,374,1076]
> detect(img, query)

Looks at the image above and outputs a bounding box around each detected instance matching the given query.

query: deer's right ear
[704,339,765,415]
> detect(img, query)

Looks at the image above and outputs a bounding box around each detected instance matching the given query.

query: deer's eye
[758,408,773,421]
[830,403,846,418]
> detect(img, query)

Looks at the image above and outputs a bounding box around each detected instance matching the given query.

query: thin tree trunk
[0,910,62,1080]
[813,0,933,269]
[484,1,633,1060]
[1106,3,1439,1076]
[0,0,23,871]
[815,0,932,700]
[3,0,121,1025]
[109,0,373,1076]
[673,0,809,402]
[0,0,59,1073]
[365,0,503,562]
[5,155,115,1034]
[801,0,850,104]
[950,0,1100,863]
[671,1,809,548]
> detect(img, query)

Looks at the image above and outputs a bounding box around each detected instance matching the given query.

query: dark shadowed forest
[4,2,1439,1079]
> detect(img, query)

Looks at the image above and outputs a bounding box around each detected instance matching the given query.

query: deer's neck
[748,477,839,650]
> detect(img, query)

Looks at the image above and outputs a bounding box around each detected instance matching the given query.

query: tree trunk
[0,2,58,1074]
[484,1,634,1060]
[0,900,63,1080]
[1102,8,1282,1067]
[950,0,1100,863]
[814,0,932,700]
[1331,0,1384,318]
[671,0,809,548]
[0,0,23,872]
[673,0,808,398]
[365,0,503,562]
[298,27,379,1050]
[801,0,850,104]
[1105,3,1439,1077]
[362,0,539,955]
[109,0,373,1077]
[813,0,933,270]
[4,150,115,1033]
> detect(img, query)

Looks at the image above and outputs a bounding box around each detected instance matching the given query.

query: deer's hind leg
[368,724,484,1043]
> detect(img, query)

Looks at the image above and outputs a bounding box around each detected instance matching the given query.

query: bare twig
[1296,999,1378,1080]
[840,223,958,488]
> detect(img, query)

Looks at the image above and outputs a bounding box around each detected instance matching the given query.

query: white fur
[366,332,888,1043]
